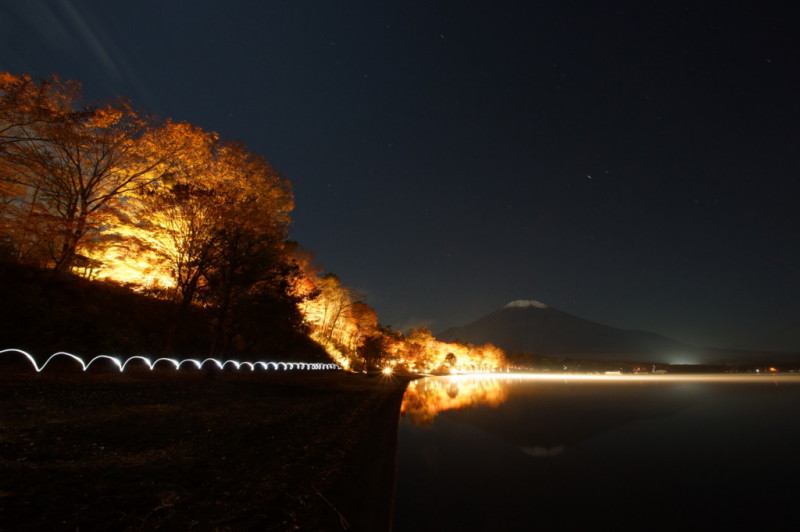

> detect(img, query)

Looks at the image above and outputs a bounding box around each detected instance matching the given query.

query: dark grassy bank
[0,261,328,361]
[0,369,411,531]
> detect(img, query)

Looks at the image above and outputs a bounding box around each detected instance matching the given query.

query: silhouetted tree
[360,334,386,371]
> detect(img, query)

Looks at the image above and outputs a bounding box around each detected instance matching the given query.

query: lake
[393,373,800,531]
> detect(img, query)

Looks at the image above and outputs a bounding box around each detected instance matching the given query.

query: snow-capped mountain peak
[505,299,548,309]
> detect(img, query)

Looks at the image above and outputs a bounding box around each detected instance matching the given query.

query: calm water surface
[394,374,800,531]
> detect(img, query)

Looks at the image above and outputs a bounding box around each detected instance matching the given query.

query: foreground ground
[0,367,410,531]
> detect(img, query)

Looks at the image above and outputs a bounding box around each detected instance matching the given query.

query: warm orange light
[401,377,508,426]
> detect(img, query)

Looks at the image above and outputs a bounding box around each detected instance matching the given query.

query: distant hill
[436,300,783,365]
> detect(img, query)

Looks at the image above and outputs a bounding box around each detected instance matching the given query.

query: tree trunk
[52,207,87,273]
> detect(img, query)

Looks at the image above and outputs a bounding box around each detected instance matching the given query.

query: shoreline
[326,375,410,531]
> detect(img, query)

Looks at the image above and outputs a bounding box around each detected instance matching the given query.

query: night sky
[2,1,799,352]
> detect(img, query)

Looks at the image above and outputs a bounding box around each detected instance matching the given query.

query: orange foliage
[289,250,508,373]
[294,268,371,369]
[2,72,509,372]
[381,326,506,374]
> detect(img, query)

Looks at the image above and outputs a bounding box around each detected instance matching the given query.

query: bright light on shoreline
[438,372,800,383]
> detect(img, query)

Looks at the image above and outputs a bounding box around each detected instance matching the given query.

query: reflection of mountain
[445,380,692,454]
[520,444,565,457]
[396,377,800,531]
[438,300,686,363]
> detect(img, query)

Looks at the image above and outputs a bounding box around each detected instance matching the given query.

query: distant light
[382,366,394,376]
[667,353,701,365]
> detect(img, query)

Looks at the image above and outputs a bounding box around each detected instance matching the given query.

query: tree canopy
[1,72,507,371]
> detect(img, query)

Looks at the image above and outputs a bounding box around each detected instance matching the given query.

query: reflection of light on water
[401,372,800,426]
[401,377,508,426]
[443,372,800,384]
[0,348,340,372]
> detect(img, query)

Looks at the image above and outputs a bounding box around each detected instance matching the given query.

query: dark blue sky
[2,1,799,352]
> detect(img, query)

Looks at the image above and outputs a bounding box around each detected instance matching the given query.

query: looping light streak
[0,349,340,373]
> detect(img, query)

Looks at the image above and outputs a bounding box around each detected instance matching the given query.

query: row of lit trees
[380,327,506,374]
[290,251,507,372]
[0,73,301,356]
[0,72,507,371]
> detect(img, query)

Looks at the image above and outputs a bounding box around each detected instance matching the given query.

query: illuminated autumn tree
[291,250,389,368]
[0,73,181,271]
[130,125,220,307]
[1,73,80,265]
[198,143,297,356]
[371,326,508,374]
[296,272,354,350]
[5,72,512,368]
[404,326,437,370]
[348,301,378,354]
[2,73,344,362]
[158,140,289,298]
[0,73,78,148]
[284,242,322,302]
[127,134,297,356]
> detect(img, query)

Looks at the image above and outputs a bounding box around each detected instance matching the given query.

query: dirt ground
[0,367,410,531]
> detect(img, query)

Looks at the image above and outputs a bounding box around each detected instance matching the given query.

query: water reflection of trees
[400,378,508,426]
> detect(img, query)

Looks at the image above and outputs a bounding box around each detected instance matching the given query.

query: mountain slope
[437,300,687,363]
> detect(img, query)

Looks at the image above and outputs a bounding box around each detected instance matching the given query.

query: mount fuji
[436,300,694,364]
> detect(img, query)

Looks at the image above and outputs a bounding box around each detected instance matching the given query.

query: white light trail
[0,349,340,373]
